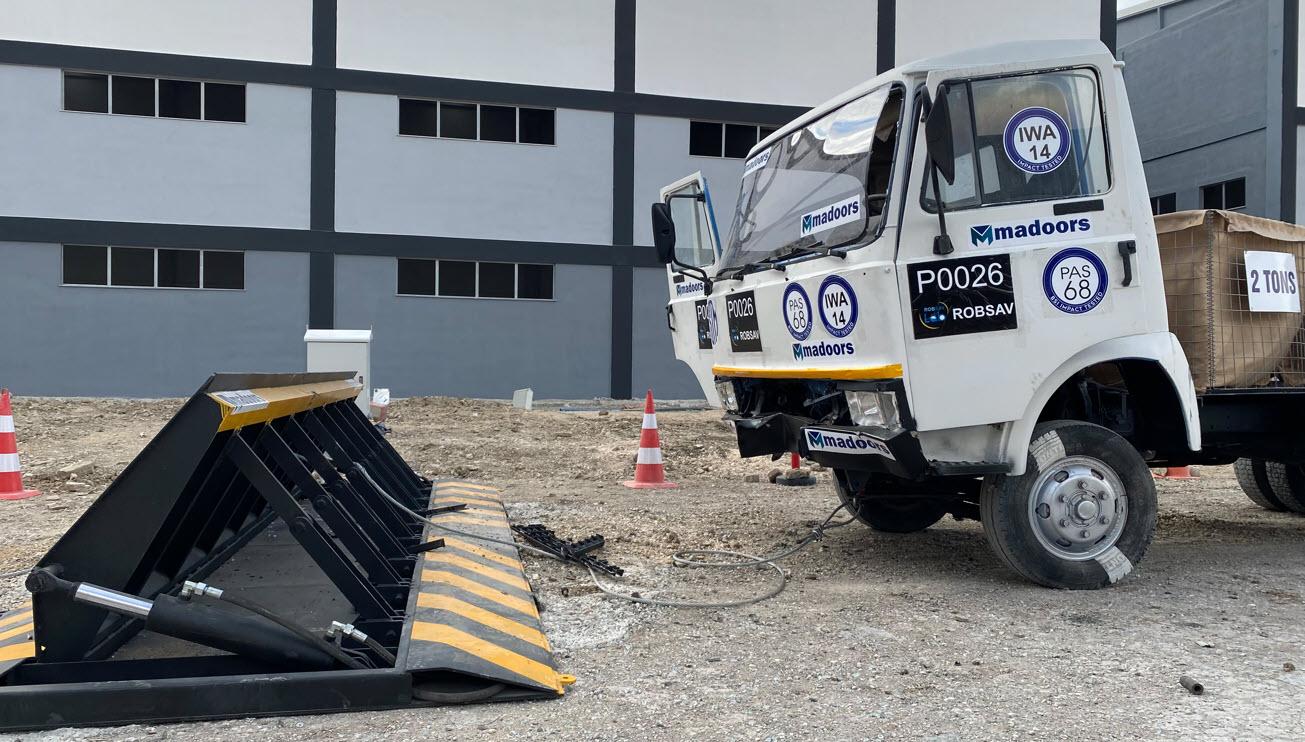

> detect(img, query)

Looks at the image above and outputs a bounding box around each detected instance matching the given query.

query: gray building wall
[632,115,749,248]
[0,242,309,396]
[334,91,613,243]
[332,255,612,398]
[1119,0,1283,218]
[1117,0,1231,46]
[630,266,701,399]
[0,65,312,228]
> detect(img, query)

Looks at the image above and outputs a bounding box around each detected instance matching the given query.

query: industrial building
[1120,0,1298,222]
[0,0,1275,399]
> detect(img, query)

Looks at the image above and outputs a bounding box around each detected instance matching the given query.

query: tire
[980,421,1157,590]
[1262,462,1305,514]
[1234,458,1287,511]
[834,475,950,533]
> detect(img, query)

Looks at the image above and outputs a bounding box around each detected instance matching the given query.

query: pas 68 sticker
[818,275,858,338]
[1004,106,1071,175]
[782,283,812,341]
[1043,247,1108,314]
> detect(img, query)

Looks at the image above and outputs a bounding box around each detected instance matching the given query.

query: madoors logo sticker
[1042,247,1107,314]
[969,217,1092,248]
[800,196,861,237]
[1004,107,1071,174]
[805,429,896,460]
[743,148,772,178]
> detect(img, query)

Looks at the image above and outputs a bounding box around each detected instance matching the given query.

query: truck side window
[925,68,1109,211]
[668,184,716,268]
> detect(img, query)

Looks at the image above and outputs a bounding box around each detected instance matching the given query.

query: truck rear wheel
[1262,462,1305,514]
[980,421,1156,590]
[1234,458,1287,511]
[834,475,949,533]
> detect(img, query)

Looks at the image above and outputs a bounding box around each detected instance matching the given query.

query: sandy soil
[1,396,1303,741]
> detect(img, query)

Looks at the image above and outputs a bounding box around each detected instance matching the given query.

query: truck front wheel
[980,421,1157,589]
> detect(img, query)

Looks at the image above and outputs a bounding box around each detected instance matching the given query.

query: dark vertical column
[1283,0,1298,223]
[309,0,338,329]
[876,0,896,73]
[610,0,637,399]
[1100,0,1118,56]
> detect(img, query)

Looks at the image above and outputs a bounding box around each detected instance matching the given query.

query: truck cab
[652,40,1209,590]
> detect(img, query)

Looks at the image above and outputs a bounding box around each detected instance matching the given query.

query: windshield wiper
[718,239,850,281]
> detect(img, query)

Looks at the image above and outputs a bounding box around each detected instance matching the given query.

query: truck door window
[924,69,1109,211]
[667,182,716,268]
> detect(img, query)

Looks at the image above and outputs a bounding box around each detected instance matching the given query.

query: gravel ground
[1,396,1303,741]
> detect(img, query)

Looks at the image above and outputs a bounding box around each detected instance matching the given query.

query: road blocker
[0,372,567,732]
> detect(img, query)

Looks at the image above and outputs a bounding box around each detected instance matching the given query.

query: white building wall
[0,0,312,64]
[896,0,1099,65]
[336,0,616,90]
[635,0,878,106]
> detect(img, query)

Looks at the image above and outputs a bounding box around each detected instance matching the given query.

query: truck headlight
[845,390,900,429]
[715,380,739,412]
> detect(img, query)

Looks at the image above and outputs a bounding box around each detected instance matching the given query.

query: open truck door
[658,172,724,405]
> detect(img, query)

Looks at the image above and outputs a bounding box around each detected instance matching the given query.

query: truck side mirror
[651,202,676,264]
[925,87,956,185]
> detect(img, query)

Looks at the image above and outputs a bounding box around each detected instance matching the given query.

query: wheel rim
[1027,455,1128,561]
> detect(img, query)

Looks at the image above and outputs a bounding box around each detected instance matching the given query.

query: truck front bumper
[727,412,928,479]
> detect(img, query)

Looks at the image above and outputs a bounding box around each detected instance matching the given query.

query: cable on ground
[358,462,853,609]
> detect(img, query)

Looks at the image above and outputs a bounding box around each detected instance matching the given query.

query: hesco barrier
[0,372,568,732]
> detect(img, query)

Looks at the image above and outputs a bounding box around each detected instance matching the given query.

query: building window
[1201,178,1246,211]
[397,98,555,145]
[689,120,778,158]
[62,245,244,290]
[111,75,155,116]
[159,79,201,119]
[63,71,246,122]
[1150,193,1176,215]
[396,259,554,300]
[62,245,107,285]
[64,72,108,113]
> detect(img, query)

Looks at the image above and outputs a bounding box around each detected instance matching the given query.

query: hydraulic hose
[209,591,367,671]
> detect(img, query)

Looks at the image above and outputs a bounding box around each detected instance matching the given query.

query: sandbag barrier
[0,372,564,732]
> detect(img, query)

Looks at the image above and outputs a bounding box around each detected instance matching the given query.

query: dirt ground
[1,395,1303,741]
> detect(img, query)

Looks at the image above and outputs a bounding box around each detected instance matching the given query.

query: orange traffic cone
[1158,466,1197,479]
[623,390,677,489]
[0,389,40,501]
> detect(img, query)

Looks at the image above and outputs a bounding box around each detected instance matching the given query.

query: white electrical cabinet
[304,329,372,416]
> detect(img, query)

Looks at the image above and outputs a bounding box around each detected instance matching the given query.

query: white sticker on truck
[800,195,861,237]
[804,428,895,460]
[1245,251,1301,313]
[743,148,772,178]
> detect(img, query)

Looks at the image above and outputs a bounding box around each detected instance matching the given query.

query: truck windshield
[718,86,902,273]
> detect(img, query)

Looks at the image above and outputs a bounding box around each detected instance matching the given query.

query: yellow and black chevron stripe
[400,481,572,696]
[0,602,35,666]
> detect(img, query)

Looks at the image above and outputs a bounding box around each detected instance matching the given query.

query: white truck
[650,40,1305,590]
